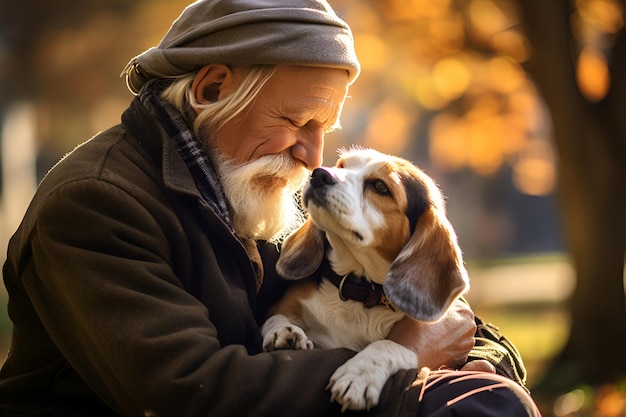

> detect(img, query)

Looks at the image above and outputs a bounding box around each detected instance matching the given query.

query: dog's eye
[366,180,391,196]
[374,180,390,195]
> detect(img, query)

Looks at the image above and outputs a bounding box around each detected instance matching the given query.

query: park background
[0,0,625,416]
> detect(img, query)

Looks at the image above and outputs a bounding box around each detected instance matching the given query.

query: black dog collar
[317,258,395,311]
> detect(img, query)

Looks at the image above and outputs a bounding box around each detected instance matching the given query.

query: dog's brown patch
[268,277,317,322]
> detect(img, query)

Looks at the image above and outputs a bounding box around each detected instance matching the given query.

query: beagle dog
[261,147,469,412]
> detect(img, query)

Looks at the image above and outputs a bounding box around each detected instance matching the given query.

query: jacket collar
[122,97,200,198]
[138,80,232,226]
[122,97,265,292]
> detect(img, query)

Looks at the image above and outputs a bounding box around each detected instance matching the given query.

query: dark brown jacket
[0,98,430,417]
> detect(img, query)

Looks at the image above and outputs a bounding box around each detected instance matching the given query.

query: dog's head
[277,147,469,322]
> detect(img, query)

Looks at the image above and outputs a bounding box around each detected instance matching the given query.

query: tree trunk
[517,0,626,389]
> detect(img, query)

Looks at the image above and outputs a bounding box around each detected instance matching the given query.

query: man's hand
[387,299,479,370]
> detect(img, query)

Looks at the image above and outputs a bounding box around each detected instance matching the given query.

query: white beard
[214,153,309,243]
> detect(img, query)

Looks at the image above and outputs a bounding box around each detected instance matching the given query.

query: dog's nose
[310,168,337,189]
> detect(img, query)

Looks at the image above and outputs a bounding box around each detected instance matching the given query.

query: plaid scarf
[138,79,232,229]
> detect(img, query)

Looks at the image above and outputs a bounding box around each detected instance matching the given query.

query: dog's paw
[263,325,314,351]
[326,340,417,412]
[261,314,314,352]
[327,360,385,412]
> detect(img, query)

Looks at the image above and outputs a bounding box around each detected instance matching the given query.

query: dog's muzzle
[303,167,336,207]
[310,167,337,188]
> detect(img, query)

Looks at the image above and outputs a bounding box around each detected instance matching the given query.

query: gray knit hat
[122,0,360,94]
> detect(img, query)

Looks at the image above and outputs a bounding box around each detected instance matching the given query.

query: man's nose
[291,127,324,169]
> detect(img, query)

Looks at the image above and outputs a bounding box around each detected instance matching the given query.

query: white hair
[160,65,277,136]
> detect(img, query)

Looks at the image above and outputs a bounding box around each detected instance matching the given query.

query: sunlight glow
[491,30,531,63]
[513,158,555,196]
[576,46,610,101]
[429,109,507,176]
[553,389,587,417]
[363,99,416,155]
[576,0,624,34]
[432,57,471,100]
[429,18,466,54]
[513,138,556,196]
[1,103,38,236]
[415,76,449,110]
[354,34,388,73]
[350,0,553,194]
[486,57,526,94]
[468,0,510,37]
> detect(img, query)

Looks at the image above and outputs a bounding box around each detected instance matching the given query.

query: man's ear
[191,64,234,110]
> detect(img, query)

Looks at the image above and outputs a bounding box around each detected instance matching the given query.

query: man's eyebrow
[285,105,339,128]
[286,108,313,119]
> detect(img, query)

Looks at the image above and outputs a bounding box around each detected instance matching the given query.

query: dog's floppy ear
[383,207,469,322]
[276,218,325,280]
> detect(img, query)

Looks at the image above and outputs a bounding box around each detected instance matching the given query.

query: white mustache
[254,154,304,176]
[229,154,309,189]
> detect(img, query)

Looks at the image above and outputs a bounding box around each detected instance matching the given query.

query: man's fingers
[460,360,496,373]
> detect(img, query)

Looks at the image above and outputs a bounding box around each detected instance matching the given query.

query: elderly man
[0,0,537,416]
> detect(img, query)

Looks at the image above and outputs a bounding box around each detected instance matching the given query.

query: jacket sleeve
[468,316,529,389]
[451,297,528,389]
[20,177,423,417]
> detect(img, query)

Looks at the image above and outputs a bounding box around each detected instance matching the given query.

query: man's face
[206,65,349,241]
[211,65,349,171]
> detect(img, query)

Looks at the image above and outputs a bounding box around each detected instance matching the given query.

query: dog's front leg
[327,340,417,412]
[261,314,315,351]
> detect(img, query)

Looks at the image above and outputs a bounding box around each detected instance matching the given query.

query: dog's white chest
[297,279,404,351]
